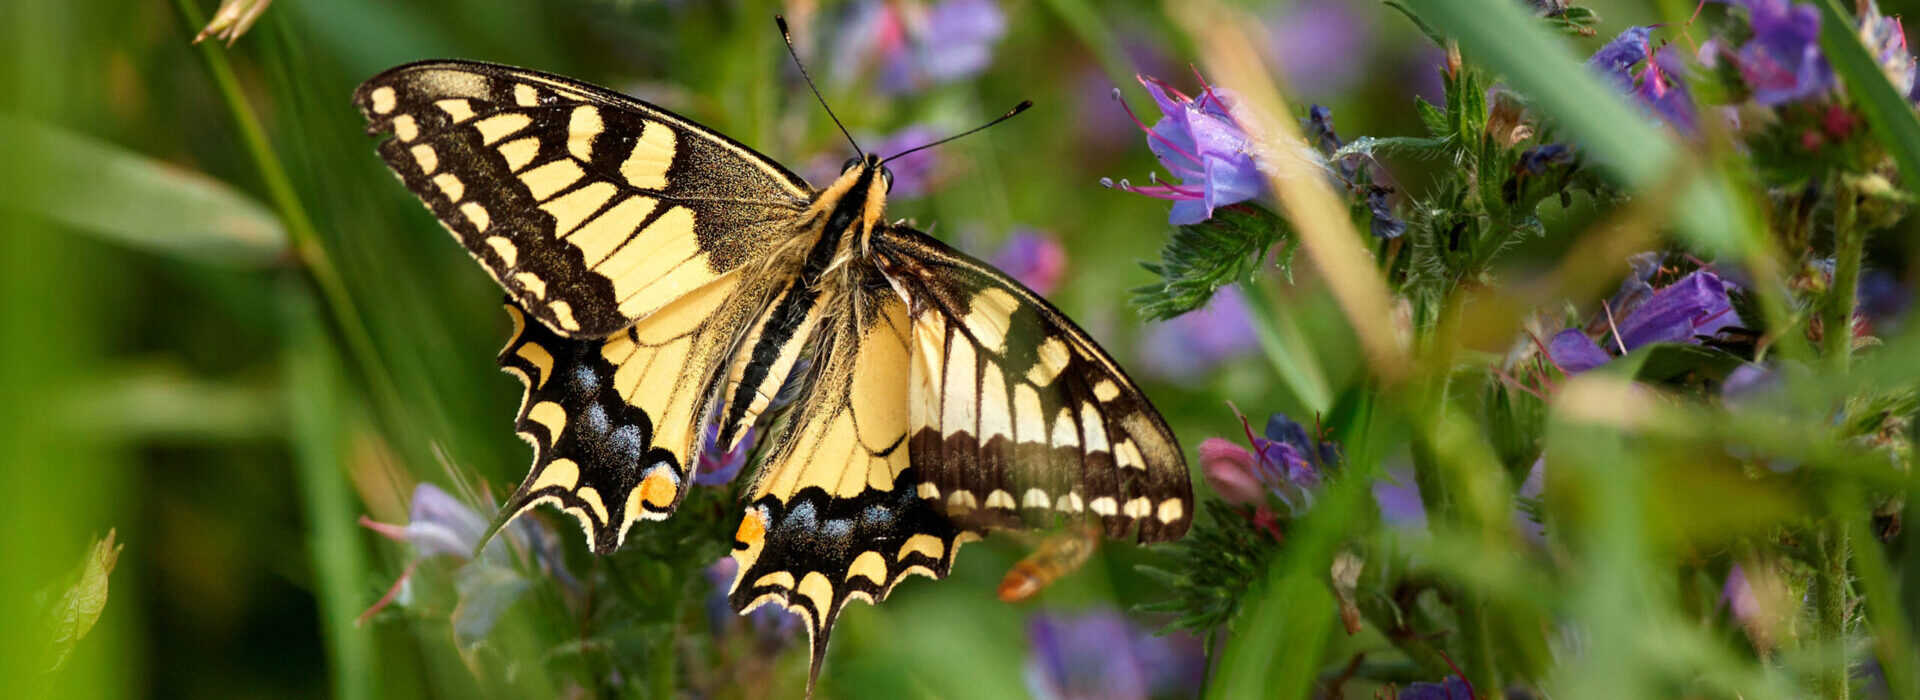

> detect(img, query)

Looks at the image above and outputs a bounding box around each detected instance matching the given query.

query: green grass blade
[283,285,377,700]
[0,115,285,265]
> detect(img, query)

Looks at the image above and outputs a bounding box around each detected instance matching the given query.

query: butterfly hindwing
[495,265,783,552]
[871,225,1194,543]
[728,280,975,682]
[354,60,813,338]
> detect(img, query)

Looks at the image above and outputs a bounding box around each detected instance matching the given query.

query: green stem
[1813,524,1852,700]
[1811,178,1862,700]
[1819,181,1863,365]
[172,0,402,425]
[1241,276,1333,414]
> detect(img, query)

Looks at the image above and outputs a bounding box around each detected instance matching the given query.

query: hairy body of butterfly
[353,59,1192,685]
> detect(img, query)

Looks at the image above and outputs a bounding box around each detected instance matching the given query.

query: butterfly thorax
[807,153,891,279]
[709,154,890,454]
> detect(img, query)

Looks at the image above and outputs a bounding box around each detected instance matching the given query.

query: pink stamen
[1435,650,1479,700]
[1695,305,1734,328]
[1147,174,1205,198]
[359,515,408,542]
[357,559,418,627]
[1490,362,1552,402]
[1227,401,1274,473]
[1114,180,1199,201]
[1123,75,1205,168]
[1524,329,1572,388]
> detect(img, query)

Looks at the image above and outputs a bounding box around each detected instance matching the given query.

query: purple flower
[834,0,1007,95]
[1858,3,1917,98]
[1306,104,1345,160]
[1107,75,1271,225]
[1401,675,1475,700]
[1516,143,1574,175]
[1639,46,1698,130]
[360,484,568,634]
[693,423,755,487]
[1548,270,1740,374]
[1588,26,1696,130]
[1024,609,1203,700]
[1721,362,1780,409]
[989,228,1069,296]
[1267,0,1374,96]
[1138,285,1260,380]
[1588,25,1653,88]
[1367,186,1407,239]
[1199,413,1340,514]
[1721,0,1834,105]
[914,0,1007,84]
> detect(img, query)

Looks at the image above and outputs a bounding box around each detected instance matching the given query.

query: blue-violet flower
[1107,75,1272,225]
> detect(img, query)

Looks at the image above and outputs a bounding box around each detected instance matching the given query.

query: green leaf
[1132,204,1291,320]
[0,114,285,265]
[41,530,122,674]
[1631,343,1748,385]
[1333,135,1453,161]
[1416,96,1450,138]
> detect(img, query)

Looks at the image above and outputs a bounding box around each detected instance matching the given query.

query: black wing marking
[354,60,813,338]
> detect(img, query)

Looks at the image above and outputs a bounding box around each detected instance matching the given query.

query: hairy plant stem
[1811,178,1862,700]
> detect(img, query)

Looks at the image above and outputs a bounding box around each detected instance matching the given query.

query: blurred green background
[5,0,1920,698]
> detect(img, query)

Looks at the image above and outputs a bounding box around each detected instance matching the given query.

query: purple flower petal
[1548,328,1612,374]
[693,423,754,487]
[1589,26,1653,88]
[1614,271,1738,350]
[1115,76,1270,224]
[405,483,490,559]
[1401,675,1474,700]
[1725,0,1834,105]
[1026,609,1199,700]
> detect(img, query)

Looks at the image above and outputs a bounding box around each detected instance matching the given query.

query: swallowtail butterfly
[354,40,1192,686]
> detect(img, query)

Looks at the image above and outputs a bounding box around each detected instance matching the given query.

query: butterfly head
[814,152,892,259]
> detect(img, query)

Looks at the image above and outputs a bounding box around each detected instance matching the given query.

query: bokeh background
[5,0,1920,698]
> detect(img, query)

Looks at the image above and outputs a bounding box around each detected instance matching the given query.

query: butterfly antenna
[881,100,1032,165]
[776,15,862,157]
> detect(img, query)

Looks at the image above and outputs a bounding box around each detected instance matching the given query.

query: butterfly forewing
[354,60,813,338]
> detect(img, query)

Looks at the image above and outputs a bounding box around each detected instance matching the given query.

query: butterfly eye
[842,157,862,173]
[879,166,895,192]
